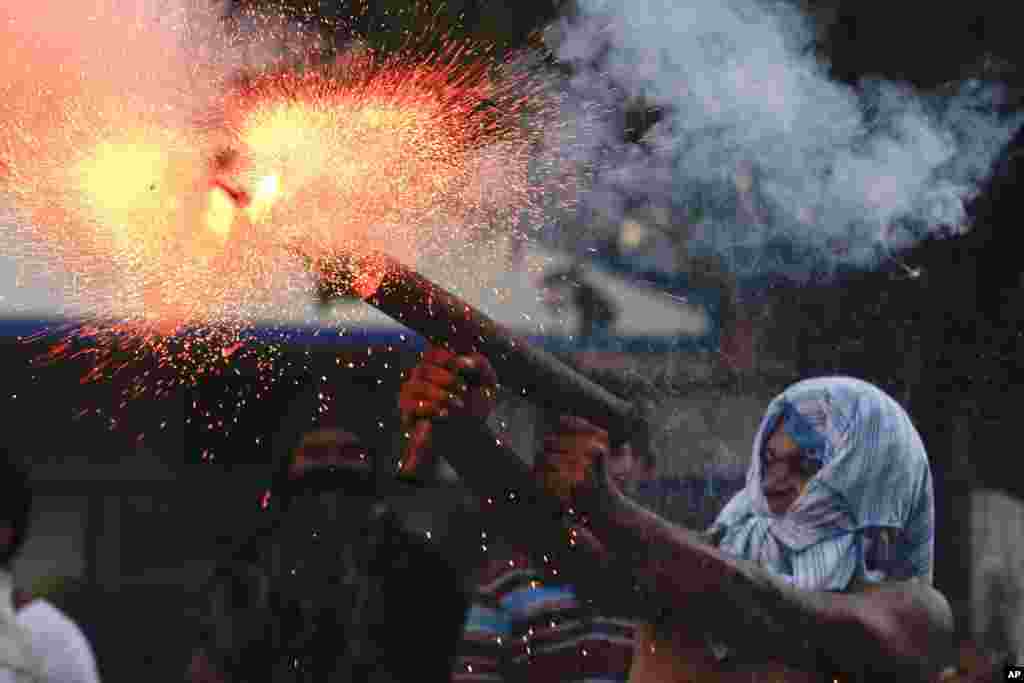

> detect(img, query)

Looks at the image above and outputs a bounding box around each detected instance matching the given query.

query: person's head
[535,361,658,492]
[287,428,370,481]
[592,365,658,486]
[269,428,375,510]
[751,376,927,519]
[715,376,935,591]
[0,450,32,568]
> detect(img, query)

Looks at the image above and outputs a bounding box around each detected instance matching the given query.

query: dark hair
[197,505,469,683]
[267,428,379,512]
[0,450,33,566]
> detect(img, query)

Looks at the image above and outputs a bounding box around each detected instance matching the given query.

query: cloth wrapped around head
[712,376,934,591]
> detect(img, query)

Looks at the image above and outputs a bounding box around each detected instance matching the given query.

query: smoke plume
[549,0,1022,281]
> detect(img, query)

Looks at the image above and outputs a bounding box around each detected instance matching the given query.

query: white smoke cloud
[551,0,1023,280]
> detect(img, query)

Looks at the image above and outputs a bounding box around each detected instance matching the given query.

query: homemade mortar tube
[314,249,651,459]
[314,252,658,619]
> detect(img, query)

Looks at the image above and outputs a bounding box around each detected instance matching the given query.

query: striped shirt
[453,547,636,683]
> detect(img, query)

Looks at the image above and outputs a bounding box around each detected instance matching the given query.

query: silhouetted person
[1,452,41,683]
[2,451,103,683]
[188,428,470,683]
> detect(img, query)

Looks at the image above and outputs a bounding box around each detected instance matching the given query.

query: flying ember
[0,0,557,401]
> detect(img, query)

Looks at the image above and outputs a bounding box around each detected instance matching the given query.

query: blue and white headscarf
[712,377,934,592]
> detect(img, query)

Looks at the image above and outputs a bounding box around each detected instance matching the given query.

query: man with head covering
[626,375,947,681]
[712,376,934,588]
[403,353,953,681]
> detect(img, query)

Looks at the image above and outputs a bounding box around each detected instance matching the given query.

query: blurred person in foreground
[2,452,100,683]
[187,426,470,683]
[400,346,953,681]
[400,347,656,682]
[13,585,100,683]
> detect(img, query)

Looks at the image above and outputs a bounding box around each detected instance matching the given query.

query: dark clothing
[192,480,473,682]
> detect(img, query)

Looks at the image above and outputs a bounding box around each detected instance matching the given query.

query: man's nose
[762,459,793,489]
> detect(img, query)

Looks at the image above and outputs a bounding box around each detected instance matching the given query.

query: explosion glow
[0,0,565,419]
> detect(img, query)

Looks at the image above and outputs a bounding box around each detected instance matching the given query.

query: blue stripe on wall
[0,318,718,353]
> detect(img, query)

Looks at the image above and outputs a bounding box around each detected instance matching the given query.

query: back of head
[290,429,371,472]
[197,494,468,683]
[269,428,377,511]
[535,356,660,473]
[0,449,32,567]
[196,428,469,683]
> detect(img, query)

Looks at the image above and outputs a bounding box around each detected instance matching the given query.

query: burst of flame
[206,185,238,239]
[0,0,564,409]
[246,174,280,223]
[220,59,515,259]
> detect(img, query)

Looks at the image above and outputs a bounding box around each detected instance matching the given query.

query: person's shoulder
[17,598,92,653]
[16,599,78,634]
[16,599,99,680]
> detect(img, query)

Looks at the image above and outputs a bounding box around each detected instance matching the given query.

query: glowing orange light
[245,174,280,223]
[205,185,237,239]
[0,0,568,407]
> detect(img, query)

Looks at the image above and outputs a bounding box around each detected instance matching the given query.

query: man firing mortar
[400,348,953,681]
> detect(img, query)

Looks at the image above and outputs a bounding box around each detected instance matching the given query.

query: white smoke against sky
[550,0,1023,279]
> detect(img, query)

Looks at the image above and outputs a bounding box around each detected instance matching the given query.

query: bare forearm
[586,496,834,666]
[588,495,947,679]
